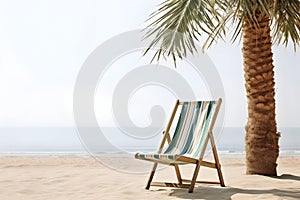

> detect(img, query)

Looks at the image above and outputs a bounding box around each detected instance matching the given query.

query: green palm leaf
[272,0,300,50]
[143,0,224,65]
[144,0,300,63]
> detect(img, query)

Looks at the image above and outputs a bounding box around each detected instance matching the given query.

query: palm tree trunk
[242,15,280,175]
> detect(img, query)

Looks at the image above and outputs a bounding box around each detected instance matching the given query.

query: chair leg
[210,136,225,187]
[214,154,225,187]
[146,162,158,189]
[174,165,182,184]
[216,163,225,187]
[188,163,201,193]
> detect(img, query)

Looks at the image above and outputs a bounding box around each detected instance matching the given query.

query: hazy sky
[0,0,299,128]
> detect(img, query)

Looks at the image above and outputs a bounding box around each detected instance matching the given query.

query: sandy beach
[0,157,299,200]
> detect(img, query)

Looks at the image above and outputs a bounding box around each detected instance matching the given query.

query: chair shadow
[168,186,300,200]
[271,174,300,181]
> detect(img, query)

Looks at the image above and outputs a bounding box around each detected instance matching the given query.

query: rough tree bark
[242,14,280,175]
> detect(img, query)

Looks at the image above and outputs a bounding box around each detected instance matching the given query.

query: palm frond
[224,0,271,41]
[143,0,300,64]
[271,0,300,50]
[143,0,224,64]
[225,0,300,49]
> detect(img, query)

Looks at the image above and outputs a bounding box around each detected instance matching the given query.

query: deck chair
[135,98,225,193]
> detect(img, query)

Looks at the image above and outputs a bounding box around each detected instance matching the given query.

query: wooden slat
[136,155,198,165]
[157,100,179,154]
[207,98,225,187]
[175,155,198,164]
[196,181,220,185]
[174,165,182,184]
[188,162,201,193]
[182,179,220,185]
[210,133,225,186]
[200,160,217,168]
[146,168,156,190]
[136,157,173,166]
[146,100,180,190]
[151,182,190,188]
[200,98,225,187]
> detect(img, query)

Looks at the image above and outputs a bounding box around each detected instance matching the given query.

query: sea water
[0,127,299,157]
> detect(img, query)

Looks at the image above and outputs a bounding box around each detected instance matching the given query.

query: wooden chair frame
[144,98,225,193]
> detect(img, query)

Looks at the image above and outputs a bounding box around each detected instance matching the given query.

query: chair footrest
[181,179,220,185]
[151,182,190,188]
[150,179,221,189]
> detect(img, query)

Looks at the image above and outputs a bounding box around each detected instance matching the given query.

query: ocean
[0,127,299,158]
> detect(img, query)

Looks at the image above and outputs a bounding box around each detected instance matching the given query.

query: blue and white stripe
[135,100,217,164]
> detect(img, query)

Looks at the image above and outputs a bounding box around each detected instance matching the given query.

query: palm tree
[143,0,300,175]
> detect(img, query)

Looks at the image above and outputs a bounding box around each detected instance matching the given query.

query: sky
[0,0,299,129]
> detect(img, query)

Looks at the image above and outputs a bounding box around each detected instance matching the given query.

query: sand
[0,157,299,200]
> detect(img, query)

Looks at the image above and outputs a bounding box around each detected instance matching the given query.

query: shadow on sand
[272,174,300,181]
[166,185,300,200]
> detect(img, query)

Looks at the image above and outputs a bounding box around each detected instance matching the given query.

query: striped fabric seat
[135,101,216,164]
[135,99,224,193]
